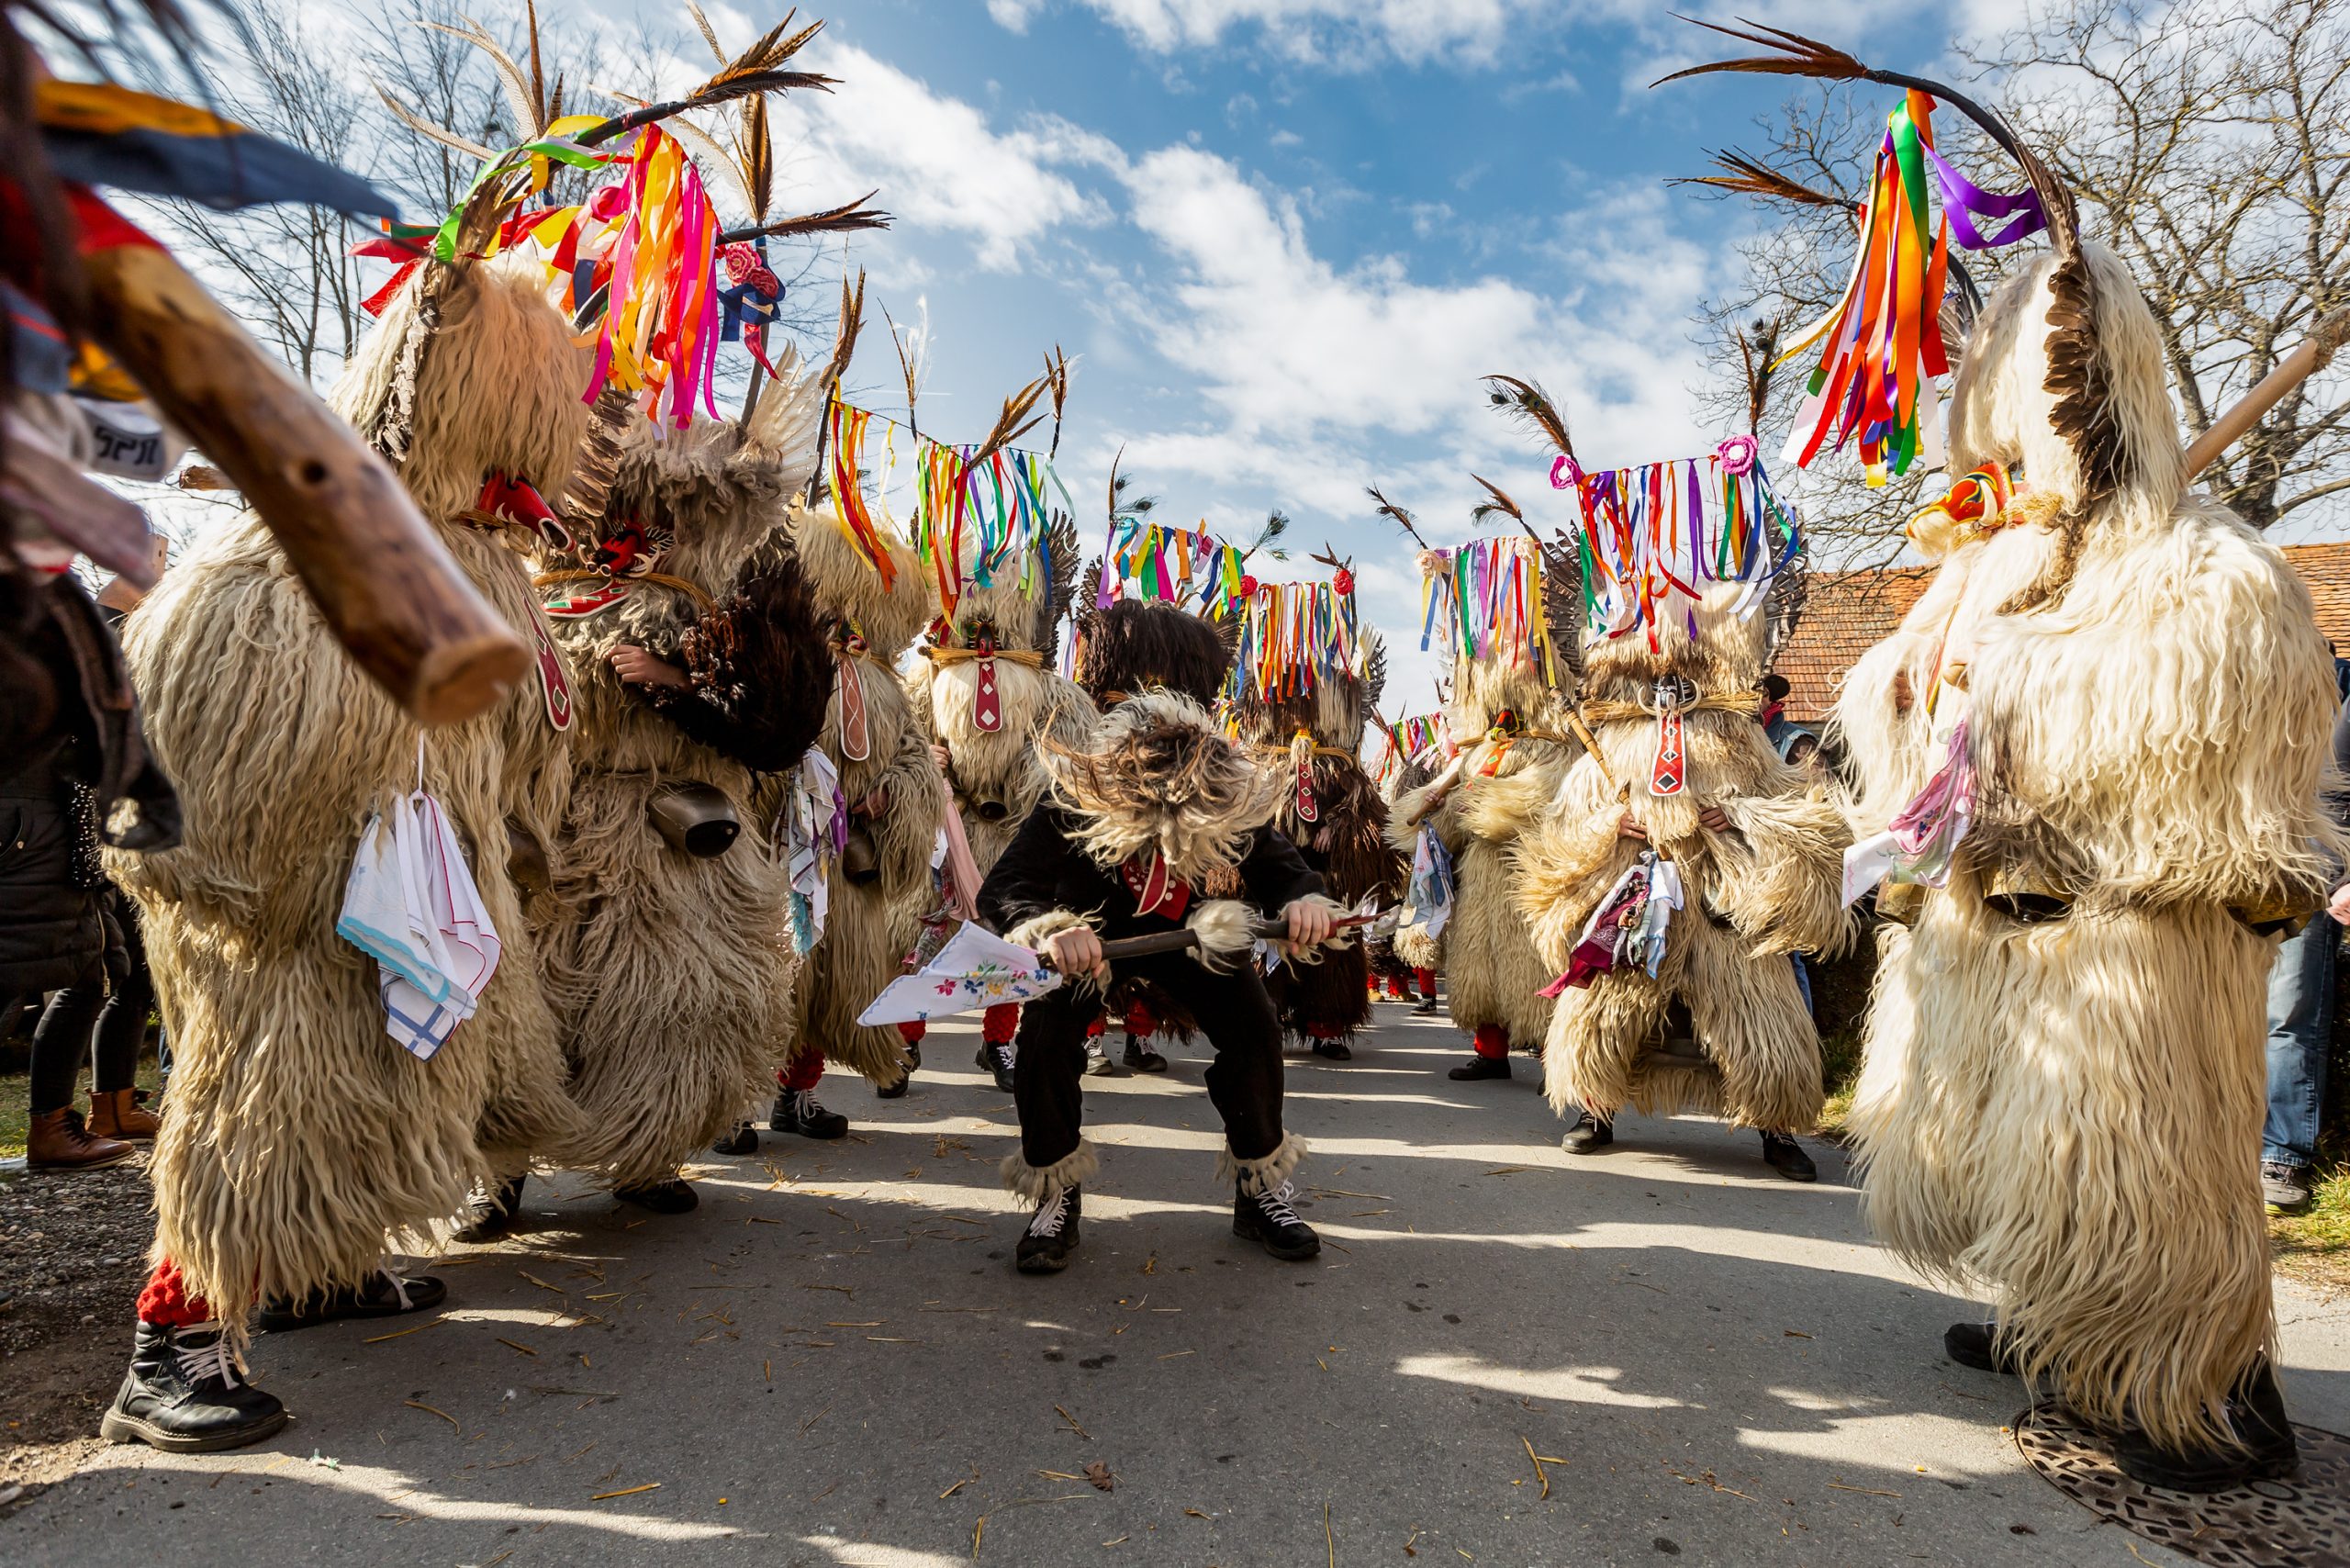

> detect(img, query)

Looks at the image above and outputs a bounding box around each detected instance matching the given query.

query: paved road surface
[9,1002,2347,1567]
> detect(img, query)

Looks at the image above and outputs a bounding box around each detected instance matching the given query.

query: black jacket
[978,802,1323,946]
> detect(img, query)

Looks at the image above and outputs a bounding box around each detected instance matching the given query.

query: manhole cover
[2017,1405,2350,1567]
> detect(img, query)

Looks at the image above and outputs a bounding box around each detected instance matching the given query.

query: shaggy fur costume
[1239,634,1401,1043]
[1510,587,1850,1131]
[1385,548,1573,1052]
[109,257,590,1323]
[904,514,1093,881]
[1386,750,1446,976]
[533,381,829,1186]
[755,500,945,1084]
[1834,243,2344,1454]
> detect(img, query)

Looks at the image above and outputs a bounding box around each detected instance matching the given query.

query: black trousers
[1015,951,1286,1173]
[29,904,151,1114]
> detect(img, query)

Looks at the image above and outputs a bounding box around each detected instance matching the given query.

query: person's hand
[855,785,890,820]
[1617,812,1648,841]
[931,743,953,775]
[1044,925,1105,979]
[610,645,688,689]
[1284,898,1336,949]
[1698,805,1734,834]
[2328,881,2350,925]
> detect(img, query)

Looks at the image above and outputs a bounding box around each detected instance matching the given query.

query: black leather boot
[1234,1181,1320,1260]
[1760,1131,1818,1182]
[1122,1034,1169,1072]
[2109,1358,2300,1493]
[1943,1320,2020,1375]
[1016,1185,1081,1274]
[257,1271,446,1333]
[614,1176,699,1215]
[711,1121,759,1156]
[101,1322,288,1452]
[771,1088,848,1138]
[1562,1112,1615,1154]
[1447,1054,1510,1081]
[452,1173,527,1243]
[976,1042,1018,1094]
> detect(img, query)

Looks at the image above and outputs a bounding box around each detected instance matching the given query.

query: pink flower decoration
[1716,435,1759,476]
[1550,454,1584,490]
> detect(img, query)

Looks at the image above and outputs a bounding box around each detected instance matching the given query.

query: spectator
[2263,657,2350,1215]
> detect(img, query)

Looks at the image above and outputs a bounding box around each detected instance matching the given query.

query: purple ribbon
[1925,142,2045,251]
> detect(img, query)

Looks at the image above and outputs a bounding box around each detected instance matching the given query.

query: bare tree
[1695,0,2350,554]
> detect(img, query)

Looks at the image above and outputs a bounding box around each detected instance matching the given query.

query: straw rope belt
[532,566,716,614]
[921,644,1047,670]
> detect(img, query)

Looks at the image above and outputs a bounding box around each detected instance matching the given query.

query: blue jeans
[2265,916,2339,1170]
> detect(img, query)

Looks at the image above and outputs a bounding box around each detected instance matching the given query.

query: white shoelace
[789,1089,825,1121]
[174,1322,243,1388]
[1253,1181,1303,1228]
[1027,1188,1070,1238]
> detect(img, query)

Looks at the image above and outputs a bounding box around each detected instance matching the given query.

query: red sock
[1123,1003,1157,1036]
[136,1259,210,1327]
[1415,968,1437,998]
[1385,977,1406,1000]
[779,1049,825,1093]
[1084,1017,1107,1039]
[897,1020,926,1045]
[981,1002,1021,1045]
[1473,1023,1509,1059]
[1308,1023,1344,1041]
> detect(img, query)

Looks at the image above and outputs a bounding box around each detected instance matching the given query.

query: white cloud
[765,40,1119,271]
[986,0,1559,67]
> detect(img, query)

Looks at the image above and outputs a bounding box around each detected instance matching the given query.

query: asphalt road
[9,1001,2347,1567]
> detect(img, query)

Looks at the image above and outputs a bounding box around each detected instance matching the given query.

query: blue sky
[313,1,2119,704]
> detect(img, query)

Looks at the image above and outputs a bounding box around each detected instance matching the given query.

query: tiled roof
[1773,541,2350,724]
[1772,567,1934,723]
[2284,543,2350,655]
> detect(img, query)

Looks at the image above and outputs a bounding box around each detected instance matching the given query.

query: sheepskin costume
[1511,582,1849,1133]
[1385,747,1447,979]
[1834,239,2344,1460]
[1237,631,1400,1047]
[532,371,830,1188]
[756,497,945,1086]
[110,253,590,1325]
[1386,540,1576,1058]
[905,513,1094,880]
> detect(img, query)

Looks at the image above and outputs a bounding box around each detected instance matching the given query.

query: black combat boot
[101,1322,288,1453]
[1015,1184,1081,1274]
[257,1270,446,1333]
[452,1173,527,1243]
[771,1087,849,1139]
[1234,1180,1320,1260]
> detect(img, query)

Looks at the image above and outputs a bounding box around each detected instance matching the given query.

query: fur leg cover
[1217,1132,1308,1196]
[1002,1138,1099,1203]
[1852,886,2274,1449]
[539,773,797,1186]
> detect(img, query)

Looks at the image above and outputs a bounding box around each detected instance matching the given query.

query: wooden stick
[2185,305,2350,479]
[82,242,528,727]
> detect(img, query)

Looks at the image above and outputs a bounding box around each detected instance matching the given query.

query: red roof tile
[1774,541,2350,724]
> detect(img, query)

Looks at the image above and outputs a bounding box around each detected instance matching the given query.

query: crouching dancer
[975,600,1340,1273]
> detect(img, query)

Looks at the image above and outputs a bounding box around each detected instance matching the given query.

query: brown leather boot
[88,1088,162,1141]
[28,1107,137,1170]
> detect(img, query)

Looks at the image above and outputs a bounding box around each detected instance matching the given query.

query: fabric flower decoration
[1715,434,1759,476]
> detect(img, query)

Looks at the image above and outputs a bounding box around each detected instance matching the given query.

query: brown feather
[1649,16,1868,89]
[1669,150,1854,212]
[1468,474,1528,534]
[724,193,890,242]
[739,94,773,221]
[1482,374,1575,460]
[882,302,919,436]
[685,0,728,65]
[524,0,544,131]
[968,375,1050,467]
[1364,484,1429,549]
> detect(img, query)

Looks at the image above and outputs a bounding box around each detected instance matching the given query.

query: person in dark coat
[977,600,1340,1274]
[2,562,178,1170]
